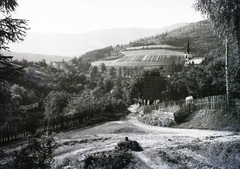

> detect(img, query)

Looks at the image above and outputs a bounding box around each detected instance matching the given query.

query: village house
[19,97,39,111]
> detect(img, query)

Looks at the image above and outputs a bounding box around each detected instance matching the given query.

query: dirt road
[53,113,240,168]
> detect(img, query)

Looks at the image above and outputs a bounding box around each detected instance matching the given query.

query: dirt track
[53,113,240,168]
[1,108,240,168]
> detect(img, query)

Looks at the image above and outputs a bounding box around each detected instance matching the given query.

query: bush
[13,134,56,169]
[83,149,134,169]
[116,137,143,152]
[137,114,175,127]
[57,138,143,169]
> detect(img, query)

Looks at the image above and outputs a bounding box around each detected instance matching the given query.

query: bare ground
[1,108,240,168]
[52,112,240,168]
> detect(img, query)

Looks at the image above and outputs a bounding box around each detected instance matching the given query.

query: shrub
[59,138,143,168]
[137,114,175,127]
[83,149,134,169]
[13,134,56,169]
[116,137,143,152]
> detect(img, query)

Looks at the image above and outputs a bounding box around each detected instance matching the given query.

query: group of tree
[128,56,225,103]
[81,46,114,62]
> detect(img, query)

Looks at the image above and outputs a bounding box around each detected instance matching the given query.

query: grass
[175,109,240,131]
[121,49,184,56]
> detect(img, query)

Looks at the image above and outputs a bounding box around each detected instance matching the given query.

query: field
[121,49,184,56]
[125,44,184,51]
[91,49,185,67]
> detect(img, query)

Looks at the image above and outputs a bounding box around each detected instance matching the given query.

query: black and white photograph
[1,0,240,168]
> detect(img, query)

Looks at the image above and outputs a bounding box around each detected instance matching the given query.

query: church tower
[184,38,192,61]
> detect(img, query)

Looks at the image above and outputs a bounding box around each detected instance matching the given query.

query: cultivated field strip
[117,55,184,64]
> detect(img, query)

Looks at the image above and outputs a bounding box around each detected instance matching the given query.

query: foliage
[164,56,226,100]
[137,112,175,127]
[103,77,114,92]
[194,0,240,102]
[44,91,71,119]
[194,0,240,40]
[0,82,14,124]
[116,138,143,152]
[82,138,141,169]
[0,0,28,125]
[83,150,133,169]
[13,134,56,169]
[98,62,106,73]
[128,67,166,102]
[108,66,116,77]
[82,46,113,62]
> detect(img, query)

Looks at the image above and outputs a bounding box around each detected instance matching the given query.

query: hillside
[87,20,224,65]
[8,23,187,57]
[131,20,224,58]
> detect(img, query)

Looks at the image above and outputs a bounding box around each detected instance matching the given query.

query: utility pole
[225,37,229,110]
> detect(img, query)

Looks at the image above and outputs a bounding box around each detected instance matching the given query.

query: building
[19,97,39,111]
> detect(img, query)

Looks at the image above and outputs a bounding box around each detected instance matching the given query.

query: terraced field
[91,49,185,67]
[117,54,184,64]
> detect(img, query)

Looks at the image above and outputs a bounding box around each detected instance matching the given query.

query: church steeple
[184,38,192,66]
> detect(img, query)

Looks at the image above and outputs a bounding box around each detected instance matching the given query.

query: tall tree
[108,66,116,77]
[99,62,106,73]
[194,0,240,103]
[0,0,28,124]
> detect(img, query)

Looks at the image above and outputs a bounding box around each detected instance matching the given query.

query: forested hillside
[130,20,224,58]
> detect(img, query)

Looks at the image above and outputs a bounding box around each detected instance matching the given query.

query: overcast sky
[13,0,204,34]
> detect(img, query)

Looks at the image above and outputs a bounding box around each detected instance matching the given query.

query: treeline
[129,42,156,47]
[81,46,114,62]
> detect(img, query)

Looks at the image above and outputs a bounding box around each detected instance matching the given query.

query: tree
[117,67,122,77]
[108,66,116,77]
[0,0,28,125]
[13,134,56,169]
[89,66,97,74]
[44,91,71,119]
[194,0,240,103]
[103,77,114,93]
[99,63,106,73]
[122,66,127,77]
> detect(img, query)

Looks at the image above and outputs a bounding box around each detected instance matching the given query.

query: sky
[13,0,204,34]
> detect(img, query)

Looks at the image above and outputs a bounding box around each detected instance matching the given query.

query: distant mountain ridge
[8,23,188,57]
[1,51,71,63]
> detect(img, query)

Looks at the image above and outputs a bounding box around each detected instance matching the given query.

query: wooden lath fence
[174,95,226,123]
[144,95,227,123]
[193,95,226,111]
[158,95,227,110]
